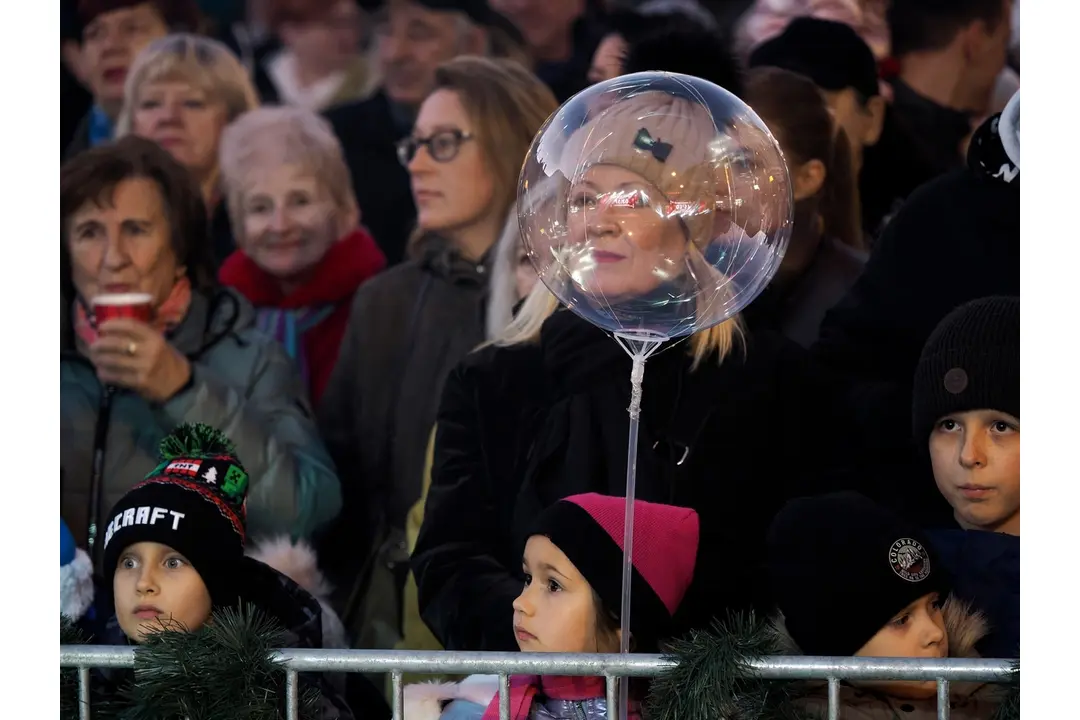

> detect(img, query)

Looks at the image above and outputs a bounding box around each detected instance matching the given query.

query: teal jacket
[61,288,342,561]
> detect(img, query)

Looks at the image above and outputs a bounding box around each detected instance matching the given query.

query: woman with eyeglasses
[315,56,558,650]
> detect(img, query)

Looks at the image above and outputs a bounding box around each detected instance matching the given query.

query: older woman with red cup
[61,135,342,571]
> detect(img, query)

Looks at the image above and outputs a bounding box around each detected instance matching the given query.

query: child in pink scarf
[403,494,700,720]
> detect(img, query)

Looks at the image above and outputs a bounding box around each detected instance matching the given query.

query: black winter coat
[412,310,893,652]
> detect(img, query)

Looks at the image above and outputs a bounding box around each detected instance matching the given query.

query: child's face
[512,535,620,654]
[113,541,212,643]
[929,409,1020,535]
[855,593,948,699]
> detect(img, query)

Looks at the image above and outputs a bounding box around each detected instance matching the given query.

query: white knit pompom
[61,548,95,621]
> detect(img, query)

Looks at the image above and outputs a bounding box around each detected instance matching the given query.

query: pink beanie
[528,493,700,644]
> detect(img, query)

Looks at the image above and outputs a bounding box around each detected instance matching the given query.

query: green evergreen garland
[991,659,1020,720]
[646,612,810,720]
[158,422,238,461]
[61,615,88,720]
[60,606,322,720]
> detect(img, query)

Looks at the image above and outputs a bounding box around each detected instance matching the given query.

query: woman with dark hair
[61,135,342,572]
[741,66,866,347]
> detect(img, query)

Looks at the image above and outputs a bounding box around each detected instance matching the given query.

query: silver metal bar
[499,673,511,720]
[59,645,1016,683]
[392,671,404,720]
[78,666,91,720]
[285,669,299,720]
[937,679,950,720]
[606,675,618,720]
[827,677,839,720]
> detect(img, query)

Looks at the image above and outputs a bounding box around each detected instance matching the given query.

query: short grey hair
[218,106,359,243]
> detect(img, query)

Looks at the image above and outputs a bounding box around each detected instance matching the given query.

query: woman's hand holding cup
[89,294,192,403]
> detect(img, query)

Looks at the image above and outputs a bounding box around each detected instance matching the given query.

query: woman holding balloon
[412,75,882,652]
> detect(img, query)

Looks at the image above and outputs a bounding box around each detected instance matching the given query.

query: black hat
[767,492,950,657]
[912,296,1020,446]
[749,17,879,100]
[102,423,250,606]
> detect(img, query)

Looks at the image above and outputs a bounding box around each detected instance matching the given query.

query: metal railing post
[937,679,951,720]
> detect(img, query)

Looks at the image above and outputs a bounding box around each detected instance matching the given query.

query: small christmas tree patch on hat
[147,422,250,514]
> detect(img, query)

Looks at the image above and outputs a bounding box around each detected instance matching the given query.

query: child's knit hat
[766,492,951,657]
[102,422,250,605]
[528,493,700,647]
[912,296,1020,445]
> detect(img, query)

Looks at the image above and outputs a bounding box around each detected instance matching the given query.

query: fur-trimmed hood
[246,536,348,650]
[646,599,1019,720]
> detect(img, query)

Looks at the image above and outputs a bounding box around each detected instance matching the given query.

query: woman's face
[132,80,230,178]
[239,164,341,282]
[565,164,689,300]
[281,0,363,75]
[67,177,185,308]
[406,89,496,237]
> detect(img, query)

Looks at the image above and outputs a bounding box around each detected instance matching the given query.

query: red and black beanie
[102,422,249,606]
[527,493,700,648]
[913,296,1020,447]
[767,492,951,657]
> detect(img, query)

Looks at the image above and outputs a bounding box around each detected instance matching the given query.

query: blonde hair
[496,264,744,370]
[218,106,358,244]
[115,34,260,138]
[406,56,558,257]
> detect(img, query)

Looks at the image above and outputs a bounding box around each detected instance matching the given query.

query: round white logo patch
[888,538,931,582]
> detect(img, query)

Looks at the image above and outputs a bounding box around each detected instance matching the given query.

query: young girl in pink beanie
[405,494,700,720]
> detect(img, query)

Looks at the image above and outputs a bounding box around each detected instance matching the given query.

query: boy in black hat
[914,295,1020,658]
[88,422,376,718]
[646,492,1011,720]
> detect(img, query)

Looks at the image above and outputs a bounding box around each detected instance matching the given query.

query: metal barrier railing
[60,646,1014,720]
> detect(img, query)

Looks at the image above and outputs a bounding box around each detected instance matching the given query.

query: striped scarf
[255,306,335,383]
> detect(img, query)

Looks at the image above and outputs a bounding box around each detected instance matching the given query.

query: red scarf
[217,228,386,405]
[73,277,194,346]
[481,675,641,720]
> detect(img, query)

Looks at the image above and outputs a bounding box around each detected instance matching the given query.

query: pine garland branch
[118,604,322,720]
[991,659,1019,720]
[647,611,811,720]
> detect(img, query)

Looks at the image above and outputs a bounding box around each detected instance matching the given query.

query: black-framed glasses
[396,129,474,166]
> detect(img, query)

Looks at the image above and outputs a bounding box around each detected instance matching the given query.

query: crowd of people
[60,0,1020,718]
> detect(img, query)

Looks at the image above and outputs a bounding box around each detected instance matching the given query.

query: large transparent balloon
[518,72,793,341]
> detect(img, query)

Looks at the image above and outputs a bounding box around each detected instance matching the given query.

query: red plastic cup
[92,293,154,326]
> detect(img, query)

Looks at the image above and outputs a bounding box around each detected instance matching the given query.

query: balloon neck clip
[613,331,666,420]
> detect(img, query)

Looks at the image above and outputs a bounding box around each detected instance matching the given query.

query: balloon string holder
[611,330,666,720]
[613,331,666,420]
